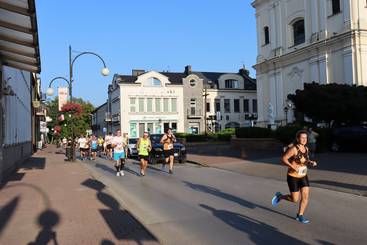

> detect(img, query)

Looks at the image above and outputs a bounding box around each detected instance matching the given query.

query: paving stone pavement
[0,145,159,245]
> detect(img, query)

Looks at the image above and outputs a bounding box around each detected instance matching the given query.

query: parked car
[331,125,367,152]
[148,134,187,164]
[127,138,138,158]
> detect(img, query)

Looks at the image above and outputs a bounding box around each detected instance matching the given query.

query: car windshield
[150,134,163,144]
[129,138,138,144]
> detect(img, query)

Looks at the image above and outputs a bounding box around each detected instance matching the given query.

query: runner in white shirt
[112,130,126,176]
[78,135,88,160]
[105,133,113,159]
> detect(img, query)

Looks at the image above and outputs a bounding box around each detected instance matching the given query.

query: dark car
[148,134,187,164]
[331,125,367,152]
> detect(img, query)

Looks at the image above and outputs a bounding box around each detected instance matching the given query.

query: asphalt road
[83,157,367,245]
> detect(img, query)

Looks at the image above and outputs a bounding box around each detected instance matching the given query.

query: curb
[186,159,209,167]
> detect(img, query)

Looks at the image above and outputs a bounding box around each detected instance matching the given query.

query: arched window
[143,77,161,87]
[264,26,270,45]
[293,19,305,46]
[225,79,239,89]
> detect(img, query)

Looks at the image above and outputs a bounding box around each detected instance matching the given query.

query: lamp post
[47,46,110,161]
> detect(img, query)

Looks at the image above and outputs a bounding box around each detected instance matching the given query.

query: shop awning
[0,0,41,73]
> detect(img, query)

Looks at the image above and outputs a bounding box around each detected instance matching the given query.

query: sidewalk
[0,145,159,245]
[187,152,367,196]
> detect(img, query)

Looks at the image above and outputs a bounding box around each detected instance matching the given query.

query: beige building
[252,0,367,126]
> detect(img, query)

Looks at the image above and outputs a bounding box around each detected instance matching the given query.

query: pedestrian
[122,132,129,158]
[137,132,152,176]
[307,127,319,158]
[112,130,126,176]
[90,135,98,160]
[105,132,113,159]
[271,130,317,224]
[97,135,104,157]
[160,128,176,174]
[77,135,88,160]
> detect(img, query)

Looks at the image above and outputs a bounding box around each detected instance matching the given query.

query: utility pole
[203,85,209,135]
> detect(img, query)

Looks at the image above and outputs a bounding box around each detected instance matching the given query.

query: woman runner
[137,132,152,176]
[112,130,126,176]
[271,130,317,224]
[90,135,98,160]
[160,128,176,174]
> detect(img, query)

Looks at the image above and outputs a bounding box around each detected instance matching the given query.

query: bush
[235,127,272,138]
[273,126,332,152]
[175,128,234,142]
[273,125,301,144]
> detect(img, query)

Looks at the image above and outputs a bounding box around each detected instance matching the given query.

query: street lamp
[284,99,293,125]
[46,76,71,97]
[69,45,109,102]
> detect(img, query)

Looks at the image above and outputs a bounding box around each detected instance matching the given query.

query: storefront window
[130,123,137,138]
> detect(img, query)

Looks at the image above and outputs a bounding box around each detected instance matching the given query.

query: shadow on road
[82,178,158,244]
[0,195,20,237]
[312,180,367,192]
[200,204,308,245]
[28,209,60,245]
[183,181,294,220]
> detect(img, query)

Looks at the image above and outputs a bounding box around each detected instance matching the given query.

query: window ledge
[328,11,342,18]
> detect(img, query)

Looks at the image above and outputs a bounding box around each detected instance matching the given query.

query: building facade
[0,0,41,182]
[91,102,107,136]
[252,0,367,126]
[101,66,256,138]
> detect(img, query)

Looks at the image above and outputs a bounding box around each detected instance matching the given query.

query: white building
[252,0,367,126]
[115,70,185,138]
[100,67,256,137]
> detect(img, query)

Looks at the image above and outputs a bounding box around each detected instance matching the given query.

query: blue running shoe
[271,192,282,206]
[296,215,310,224]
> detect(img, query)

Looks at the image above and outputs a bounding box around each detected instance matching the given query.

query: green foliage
[272,125,300,144]
[235,127,272,138]
[288,83,367,124]
[175,128,235,142]
[45,97,94,139]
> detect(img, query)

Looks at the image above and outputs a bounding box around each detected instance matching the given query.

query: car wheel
[179,158,186,164]
[149,155,157,165]
[331,142,340,152]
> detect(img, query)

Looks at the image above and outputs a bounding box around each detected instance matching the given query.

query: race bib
[297,166,308,176]
[168,143,173,150]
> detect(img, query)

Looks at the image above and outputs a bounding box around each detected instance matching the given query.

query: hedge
[235,127,272,138]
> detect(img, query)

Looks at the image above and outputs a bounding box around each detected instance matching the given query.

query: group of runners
[75,127,317,224]
[76,128,177,177]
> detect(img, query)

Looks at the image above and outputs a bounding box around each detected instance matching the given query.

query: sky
[36,0,257,106]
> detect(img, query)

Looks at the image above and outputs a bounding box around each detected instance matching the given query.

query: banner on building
[58,87,68,111]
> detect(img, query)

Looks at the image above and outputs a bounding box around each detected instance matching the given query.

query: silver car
[127,138,138,158]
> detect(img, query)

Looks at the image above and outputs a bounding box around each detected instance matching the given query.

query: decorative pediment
[288,66,303,78]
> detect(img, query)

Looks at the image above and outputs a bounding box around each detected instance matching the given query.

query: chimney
[132,69,145,76]
[184,65,192,75]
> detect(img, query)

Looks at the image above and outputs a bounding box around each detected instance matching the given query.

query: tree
[45,97,94,139]
[288,82,367,124]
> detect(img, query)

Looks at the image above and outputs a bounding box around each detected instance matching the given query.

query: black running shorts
[287,175,310,193]
[164,149,174,158]
[139,155,149,161]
